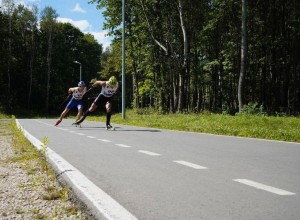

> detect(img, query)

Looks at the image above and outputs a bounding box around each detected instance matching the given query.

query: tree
[27,5,38,108]
[2,0,14,108]
[238,0,247,112]
[40,6,58,113]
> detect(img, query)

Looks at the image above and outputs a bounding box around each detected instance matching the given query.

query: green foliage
[238,102,267,116]
[1,0,300,115]
[133,107,160,115]
[0,4,102,114]
[89,0,300,115]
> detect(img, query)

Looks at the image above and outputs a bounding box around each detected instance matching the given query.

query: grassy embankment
[0,114,88,218]
[86,109,300,143]
[2,110,300,143]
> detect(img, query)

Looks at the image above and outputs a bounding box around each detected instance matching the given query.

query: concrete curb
[16,119,137,220]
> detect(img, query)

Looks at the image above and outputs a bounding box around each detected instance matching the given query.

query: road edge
[15,119,138,220]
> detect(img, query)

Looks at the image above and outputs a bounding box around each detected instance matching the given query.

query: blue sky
[16,0,112,49]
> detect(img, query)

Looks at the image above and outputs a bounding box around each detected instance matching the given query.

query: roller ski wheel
[72,121,81,127]
[106,124,115,131]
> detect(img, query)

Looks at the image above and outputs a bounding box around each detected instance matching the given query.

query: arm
[68,87,76,94]
[93,80,106,87]
[81,86,95,100]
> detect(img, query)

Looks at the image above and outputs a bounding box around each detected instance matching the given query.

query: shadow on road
[76,126,161,132]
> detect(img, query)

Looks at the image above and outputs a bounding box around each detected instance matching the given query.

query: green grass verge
[85,109,300,143]
[3,109,300,143]
[2,116,87,218]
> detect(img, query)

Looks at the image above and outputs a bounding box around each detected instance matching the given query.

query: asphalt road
[17,119,300,220]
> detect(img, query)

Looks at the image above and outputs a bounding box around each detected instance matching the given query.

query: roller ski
[106,124,115,131]
[72,120,82,128]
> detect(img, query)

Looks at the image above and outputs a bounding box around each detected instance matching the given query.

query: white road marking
[76,133,85,135]
[115,144,132,148]
[98,139,112,143]
[16,119,138,220]
[233,179,296,195]
[87,136,96,139]
[138,150,161,156]
[69,130,76,133]
[173,160,208,169]
[59,128,68,131]
[35,120,52,126]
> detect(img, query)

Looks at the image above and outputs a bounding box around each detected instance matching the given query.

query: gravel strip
[0,119,95,219]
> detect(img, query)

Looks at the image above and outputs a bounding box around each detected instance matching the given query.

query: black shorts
[93,94,112,107]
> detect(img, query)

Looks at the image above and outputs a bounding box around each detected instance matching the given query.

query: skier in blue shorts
[73,76,119,129]
[54,81,87,126]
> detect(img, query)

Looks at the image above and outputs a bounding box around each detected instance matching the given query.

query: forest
[1,0,300,115]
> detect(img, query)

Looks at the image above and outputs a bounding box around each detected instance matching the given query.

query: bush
[237,102,267,116]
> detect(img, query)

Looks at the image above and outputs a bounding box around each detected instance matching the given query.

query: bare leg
[59,108,70,120]
[105,102,112,126]
[55,108,70,126]
[76,108,83,121]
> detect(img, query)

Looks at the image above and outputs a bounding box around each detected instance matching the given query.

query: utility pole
[122,0,126,119]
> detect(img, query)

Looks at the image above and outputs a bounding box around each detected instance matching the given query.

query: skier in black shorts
[73,76,119,129]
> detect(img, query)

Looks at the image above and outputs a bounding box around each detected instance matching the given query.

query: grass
[84,109,300,143]
[0,115,88,218]
[3,108,300,142]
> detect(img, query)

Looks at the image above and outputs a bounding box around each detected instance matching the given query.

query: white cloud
[88,31,111,49]
[57,17,90,32]
[16,0,40,5]
[72,3,86,14]
[57,18,111,48]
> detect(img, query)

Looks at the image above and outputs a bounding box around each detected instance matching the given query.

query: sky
[14,0,112,49]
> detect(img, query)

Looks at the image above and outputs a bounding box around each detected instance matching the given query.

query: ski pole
[59,93,72,109]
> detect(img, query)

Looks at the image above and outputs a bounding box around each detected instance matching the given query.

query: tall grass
[89,109,300,143]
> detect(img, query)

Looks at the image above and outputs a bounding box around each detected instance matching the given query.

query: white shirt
[73,87,86,100]
[101,82,118,97]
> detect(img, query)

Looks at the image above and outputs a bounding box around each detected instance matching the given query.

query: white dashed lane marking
[58,128,68,131]
[17,120,138,220]
[36,120,296,199]
[138,150,161,156]
[173,160,208,170]
[115,144,133,148]
[98,139,112,142]
[233,179,296,196]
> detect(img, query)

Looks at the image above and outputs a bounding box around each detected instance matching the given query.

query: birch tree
[238,0,247,112]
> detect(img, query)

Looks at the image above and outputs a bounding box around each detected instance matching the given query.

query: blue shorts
[66,98,83,110]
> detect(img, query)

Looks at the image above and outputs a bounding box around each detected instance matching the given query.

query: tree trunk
[177,0,189,112]
[28,28,35,108]
[238,0,247,112]
[3,0,14,108]
[45,32,53,113]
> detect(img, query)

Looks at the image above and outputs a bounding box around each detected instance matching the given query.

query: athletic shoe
[54,119,62,126]
[72,121,80,126]
[106,124,112,130]
[74,121,82,128]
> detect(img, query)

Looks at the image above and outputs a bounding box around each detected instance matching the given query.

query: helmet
[108,76,117,87]
[78,81,85,87]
